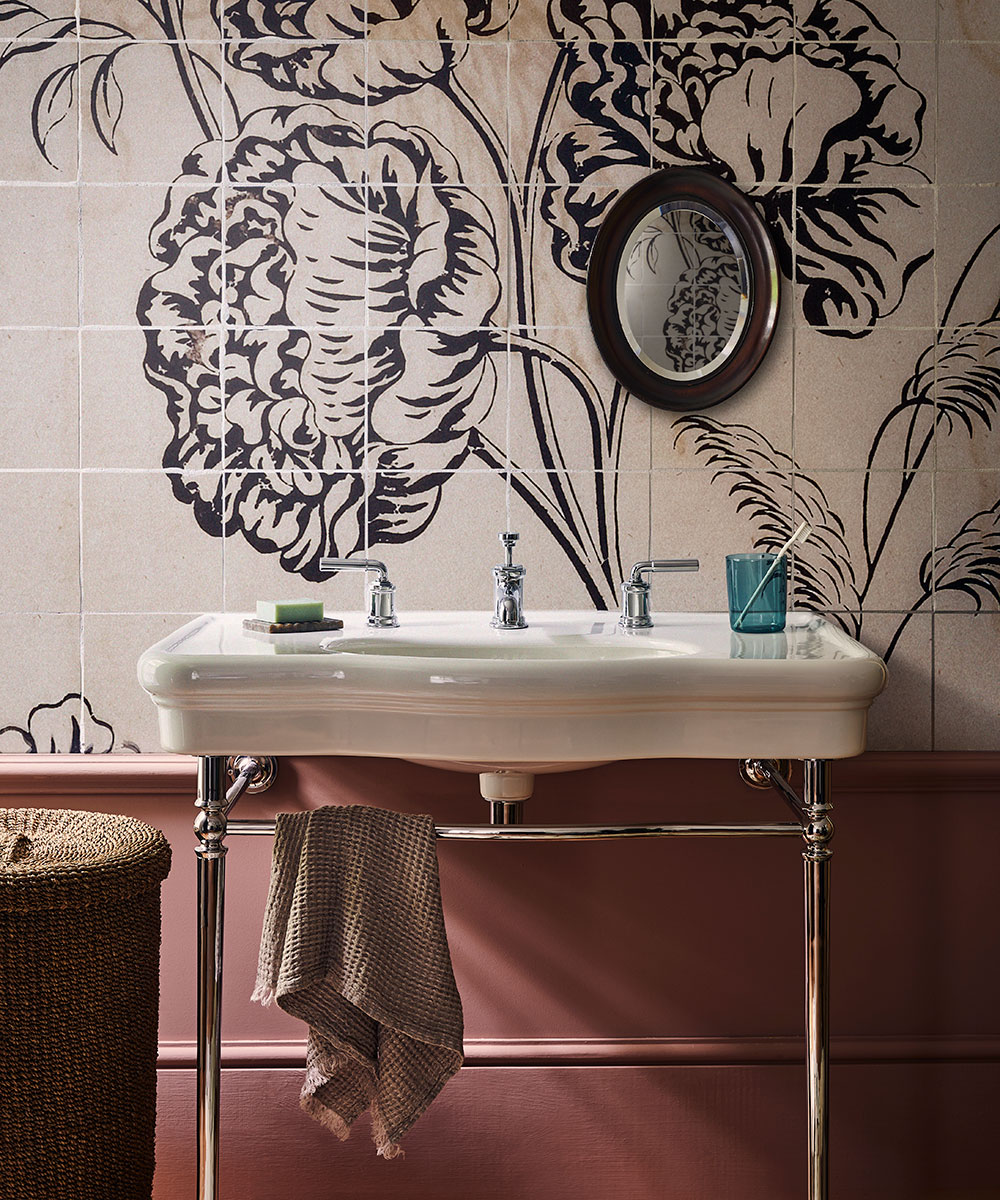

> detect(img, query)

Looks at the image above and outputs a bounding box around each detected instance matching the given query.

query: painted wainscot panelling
[0,0,997,749]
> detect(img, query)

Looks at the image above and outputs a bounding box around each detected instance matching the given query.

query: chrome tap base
[194,755,831,1200]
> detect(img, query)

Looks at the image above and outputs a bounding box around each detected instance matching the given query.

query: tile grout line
[75,0,85,742]
[363,0,370,565]
[219,17,229,611]
[930,0,941,749]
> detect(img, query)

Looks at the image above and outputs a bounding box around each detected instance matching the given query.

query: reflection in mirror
[618,204,750,382]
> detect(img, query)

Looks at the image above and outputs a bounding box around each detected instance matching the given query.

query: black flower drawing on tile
[2,0,995,663]
[0,694,138,754]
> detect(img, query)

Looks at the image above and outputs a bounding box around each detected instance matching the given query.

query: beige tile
[0,41,78,181]
[656,1,793,38]
[937,41,1000,185]
[0,472,79,612]
[515,0,648,38]
[0,186,78,326]
[514,187,607,328]
[81,471,223,611]
[935,187,1000,327]
[653,40,794,186]
[367,3,511,40]
[82,184,222,327]
[370,469,508,609]
[223,522,367,617]
[650,468,795,613]
[369,41,510,185]
[80,0,219,39]
[793,325,934,471]
[933,611,1000,749]
[0,614,81,752]
[932,470,1000,610]
[510,41,651,188]
[222,470,367,584]
[81,328,203,468]
[0,330,78,468]
[793,470,933,614]
[224,186,366,328]
[797,0,936,40]
[367,187,508,328]
[1,2,76,38]
[222,41,367,147]
[794,41,934,186]
[79,42,224,183]
[939,0,1000,40]
[794,187,935,331]
[509,326,650,472]
[859,610,932,751]
[511,469,650,609]
[651,300,793,467]
[82,612,200,754]
[934,323,1000,469]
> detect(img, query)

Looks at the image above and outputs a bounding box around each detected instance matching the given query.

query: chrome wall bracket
[226,755,278,796]
[739,757,791,790]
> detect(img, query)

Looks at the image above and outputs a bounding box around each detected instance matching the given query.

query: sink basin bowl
[138,611,886,763]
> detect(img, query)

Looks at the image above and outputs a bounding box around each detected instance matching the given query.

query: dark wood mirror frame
[587,168,780,412]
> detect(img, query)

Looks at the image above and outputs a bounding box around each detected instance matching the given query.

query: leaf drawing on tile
[673,416,862,624]
[0,694,138,754]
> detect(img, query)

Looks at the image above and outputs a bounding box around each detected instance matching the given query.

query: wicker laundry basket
[0,808,171,1200]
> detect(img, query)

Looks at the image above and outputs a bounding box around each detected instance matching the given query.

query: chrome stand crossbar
[194,755,831,1200]
[226,818,802,840]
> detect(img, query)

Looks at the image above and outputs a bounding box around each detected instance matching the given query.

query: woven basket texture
[0,808,171,1200]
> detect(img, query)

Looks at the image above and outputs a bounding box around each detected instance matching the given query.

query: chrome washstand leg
[195,756,229,1200]
[802,759,833,1200]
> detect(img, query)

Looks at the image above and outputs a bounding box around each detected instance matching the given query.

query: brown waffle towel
[253,805,464,1157]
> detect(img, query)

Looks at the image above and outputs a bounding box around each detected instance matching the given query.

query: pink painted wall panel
[153,1064,1000,1200]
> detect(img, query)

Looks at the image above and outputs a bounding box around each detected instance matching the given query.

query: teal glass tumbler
[726,553,787,633]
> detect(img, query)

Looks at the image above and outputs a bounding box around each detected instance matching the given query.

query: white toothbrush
[733,521,812,630]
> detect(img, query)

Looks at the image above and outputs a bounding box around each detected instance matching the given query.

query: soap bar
[256,598,324,623]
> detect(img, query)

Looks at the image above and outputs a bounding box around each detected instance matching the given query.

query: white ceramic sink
[138,611,886,764]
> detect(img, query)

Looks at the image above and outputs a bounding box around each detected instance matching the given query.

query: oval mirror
[588,168,779,412]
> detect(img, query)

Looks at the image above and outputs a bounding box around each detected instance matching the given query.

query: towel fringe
[250,981,276,1007]
[299,1095,350,1142]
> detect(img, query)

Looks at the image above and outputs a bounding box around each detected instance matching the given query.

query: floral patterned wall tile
[80,471,224,612]
[938,40,1000,185]
[932,471,1000,611]
[81,328,212,469]
[938,0,1000,41]
[795,0,937,41]
[0,0,997,751]
[861,610,932,750]
[0,40,78,180]
[0,186,78,326]
[82,613,199,753]
[0,473,80,613]
[509,326,651,472]
[792,326,935,472]
[0,615,81,753]
[0,330,79,469]
[933,612,1000,750]
[516,0,652,40]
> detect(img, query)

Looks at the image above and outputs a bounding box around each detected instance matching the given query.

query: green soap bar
[256,598,324,623]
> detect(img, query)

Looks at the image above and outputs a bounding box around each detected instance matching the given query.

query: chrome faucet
[319,557,398,627]
[491,532,527,630]
[620,558,700,629]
